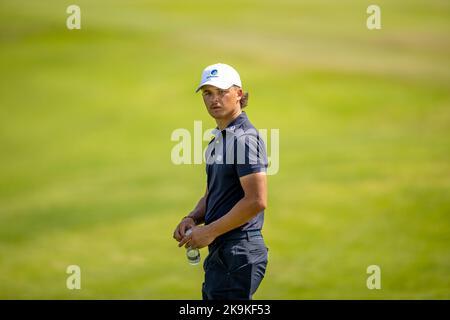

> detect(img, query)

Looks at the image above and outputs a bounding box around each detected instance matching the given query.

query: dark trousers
[202,229,268,300]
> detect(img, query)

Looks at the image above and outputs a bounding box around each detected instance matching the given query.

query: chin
[209,109,225,118]
[210,115,224,120]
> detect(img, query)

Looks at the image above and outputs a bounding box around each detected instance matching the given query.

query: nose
[211,93,220,103]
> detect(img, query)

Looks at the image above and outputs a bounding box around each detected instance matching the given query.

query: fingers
[174,221,192,241]
[174,219,197,244]
[184,237,198,249]
[178,234,191,248]
[173,221,189,242]
[173,226,182,241]
[180,224,188,239]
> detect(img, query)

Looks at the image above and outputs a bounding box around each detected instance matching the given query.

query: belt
[213,229,262,244]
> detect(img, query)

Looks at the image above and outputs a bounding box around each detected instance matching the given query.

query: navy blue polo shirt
[204,111,268,231]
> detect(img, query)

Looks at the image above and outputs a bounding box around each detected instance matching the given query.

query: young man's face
[201,85,243,120]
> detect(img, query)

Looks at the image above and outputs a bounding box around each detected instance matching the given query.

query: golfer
[173,63,269,300]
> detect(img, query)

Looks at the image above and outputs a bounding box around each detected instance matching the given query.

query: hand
[178,225,216,249]
[173,217,196,242]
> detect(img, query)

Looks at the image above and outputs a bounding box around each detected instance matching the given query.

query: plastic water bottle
[185,229,200,265]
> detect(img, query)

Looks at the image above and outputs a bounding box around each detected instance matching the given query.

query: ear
[236,88,243,101]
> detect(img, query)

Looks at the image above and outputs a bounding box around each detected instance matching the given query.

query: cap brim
[195,80,235,93]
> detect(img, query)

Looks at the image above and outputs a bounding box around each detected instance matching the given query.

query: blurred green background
[0,0,449,299]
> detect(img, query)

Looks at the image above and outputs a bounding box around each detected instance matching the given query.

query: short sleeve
[234,133,268,177]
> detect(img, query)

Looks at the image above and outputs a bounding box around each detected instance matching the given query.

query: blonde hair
[240,92,249,109]
[233,85,249,109]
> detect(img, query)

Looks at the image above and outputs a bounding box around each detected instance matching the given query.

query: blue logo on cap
[206,69,219,80]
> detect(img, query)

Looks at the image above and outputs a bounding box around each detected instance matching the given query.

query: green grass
[0,0,449,299]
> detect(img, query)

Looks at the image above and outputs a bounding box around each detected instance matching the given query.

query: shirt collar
[212,112,248,137]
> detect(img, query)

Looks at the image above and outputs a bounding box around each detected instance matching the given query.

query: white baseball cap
[195,63,242,92]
